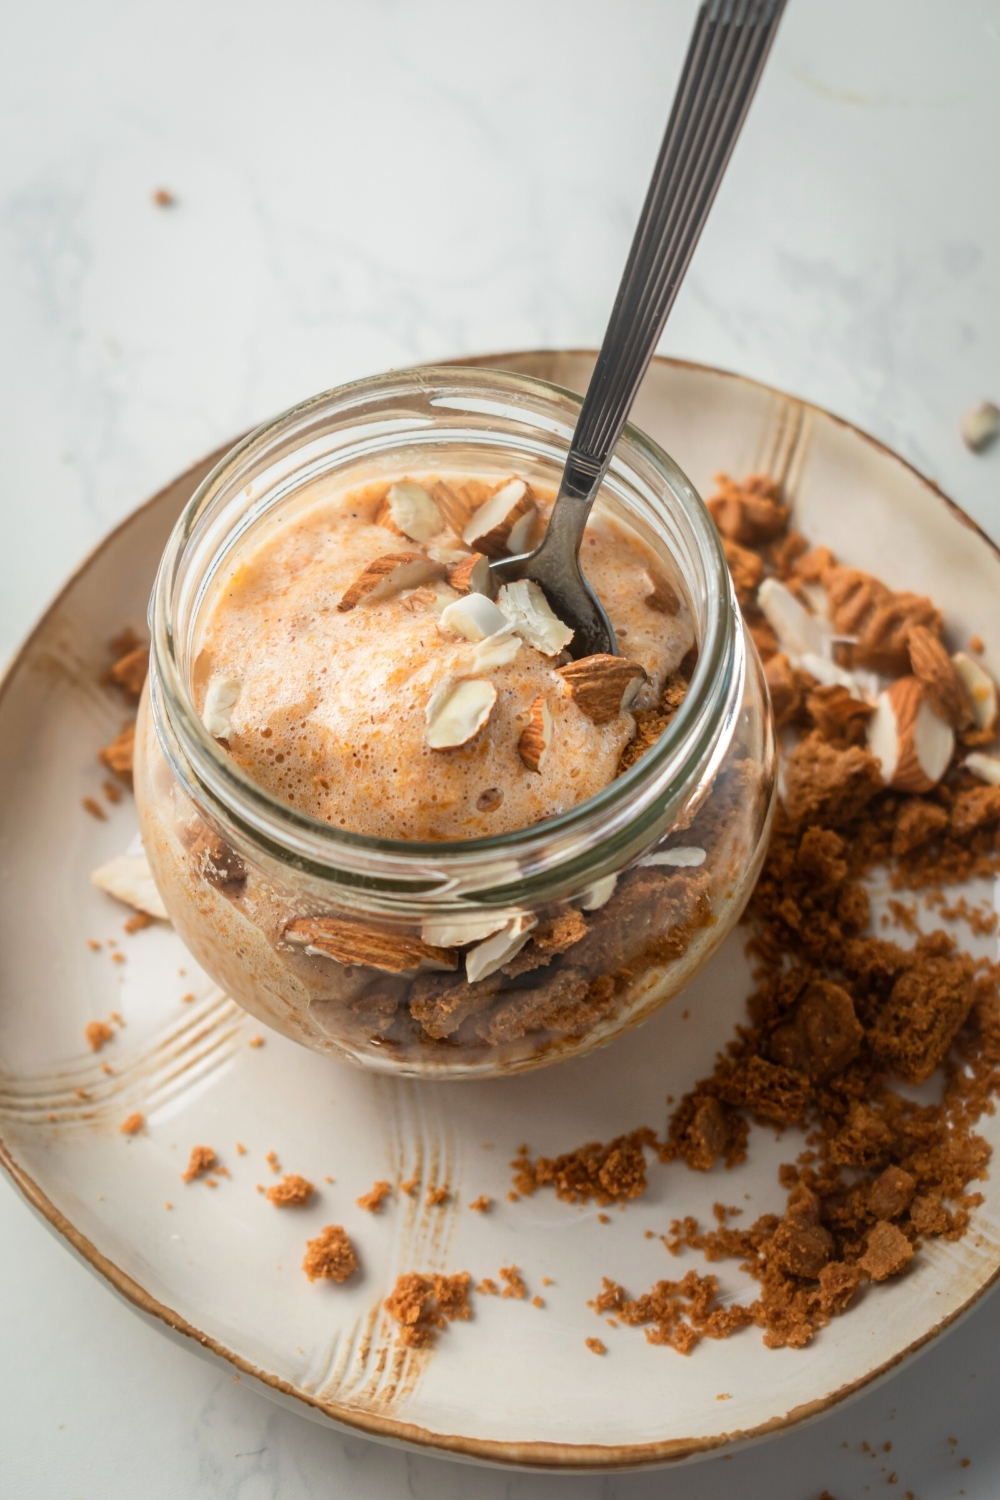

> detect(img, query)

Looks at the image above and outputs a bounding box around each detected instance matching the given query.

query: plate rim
[3,353,1000,1471]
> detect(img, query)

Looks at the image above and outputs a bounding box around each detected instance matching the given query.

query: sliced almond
[420,912,510,948]
[465,913,537,983]
[284,916,455,974]
[643,569,680,616]
[556,654,647,725]
[469,627,521,672]
[638,846,706,868]
[506,507,537,555]
[965,752,1000,786]
[337,553,445,611]
[496,579,574,656]
[439,593,509,641]
[375,480,444,542]
[446,552,494,596]
[462,479,536,557]
[518,696,553,773]
[952,652,998,733]
[202,676,241,738]
[798,652,865,700]
[91,853,169,920]
[906,625,972,726]
[867,676,955,793]
[580,873,618,910]
[427,479,474,535]
[757,577,830,663]
[425,678,497,749]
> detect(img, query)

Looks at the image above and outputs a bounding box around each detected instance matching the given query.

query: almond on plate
[866,676,955,793]
[425,678,498,749]
[337,554,445,611]
[462,479,536,557]
[951,651,998,735]
[556,654,647,725]
[906,625,972,727]
[518,696,553,773]
[375,481,444,542]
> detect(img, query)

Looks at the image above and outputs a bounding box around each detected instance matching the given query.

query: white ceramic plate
[3,354,1000,1472]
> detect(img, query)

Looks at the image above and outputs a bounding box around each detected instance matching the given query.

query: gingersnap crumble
[511,1128,658,1206]
[383,1271,472,1347]
[182,1145,217,1181]
[119,1112,143,1135]
[468,1195,491,1212]
[617,673,688,775]
[356,1179,391,1212]
[104,632,149,701]
[85,1020,114,1052]
[99,723,136,784]
[302,1225,358,1283]
[504,473,1000,1356]
[499,1265,527,1299]
[585,1337,607,1355]
[425,1185,450,1208]
[266,1174,315,1207]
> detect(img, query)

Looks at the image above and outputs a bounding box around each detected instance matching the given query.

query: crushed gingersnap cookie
[85,1020,114,1052]
[302,1225,358,1283]
[383,1271,472,1348]
[182,1145,217,1181]
[356,1180,391,1212]
[266,1174,315,1207]
[99,723,136,784]
[511,1128,658,1206]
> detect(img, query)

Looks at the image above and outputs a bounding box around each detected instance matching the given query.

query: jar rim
[149,366,741,901]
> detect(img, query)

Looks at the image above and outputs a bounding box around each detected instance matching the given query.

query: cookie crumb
[585,1337,607,1355]
[124,911,153,933]
[468,1195,491,1212]
[477,1277,499,1295]
[356,1180,391,1212]
[383,1271,472,1347]
[85,1020,114,1052]
[266,1174,315,1207]
[236,1142,247,1155]
[82,797,107,821]
[182,1145,216,1181]
[152,188,176,207]
[302,1225,358,1283]
[499,1265,527,1299]
[400,1174,420,1195]
[120,1112,143,1135]
[181,992,195,1003]
[425,1185,450,1208]
[248,1035,264,1048]
[532,1295,544,1308]
[265,1150,281,1174]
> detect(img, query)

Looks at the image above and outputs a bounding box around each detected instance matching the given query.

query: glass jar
[135,367,776,1078]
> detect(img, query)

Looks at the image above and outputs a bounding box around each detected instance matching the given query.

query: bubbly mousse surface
[193,474,694,840]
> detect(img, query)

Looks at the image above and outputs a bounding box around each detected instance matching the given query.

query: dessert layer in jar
[137,470,772,1073]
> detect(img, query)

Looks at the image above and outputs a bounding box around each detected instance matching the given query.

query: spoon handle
[558,0,787,517]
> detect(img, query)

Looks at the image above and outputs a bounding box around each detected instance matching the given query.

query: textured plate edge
[2,357,1000,1470]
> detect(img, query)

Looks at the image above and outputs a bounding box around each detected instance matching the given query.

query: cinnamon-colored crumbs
[182,1145,216,1181]
[400,1175,420,1195]
[477,1277,499,1295]
[468,1195,491,1211]
[85,1020,114,1052]
[248,1035,264,1047]
[124,911,153,933]
[266,1174,315,1207]
[585,1337,607,1356]
[302,1225,357,1283]
[82,797,107,821]
[119,1112,143,1135]
[527,474,1000,1356]
[383,1271,472,1347]
[356,1180,391,1212]
[425,1185,450,1207]
[499,1265,527,1299]
[98,723,136,783]
[532,1295,544,1308]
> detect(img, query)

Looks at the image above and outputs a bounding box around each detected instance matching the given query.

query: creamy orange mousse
[191,473,694,840]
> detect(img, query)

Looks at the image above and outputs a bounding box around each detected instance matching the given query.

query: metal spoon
[489,0,788,658]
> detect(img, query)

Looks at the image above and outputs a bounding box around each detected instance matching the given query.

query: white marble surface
[2,0,999,1494]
